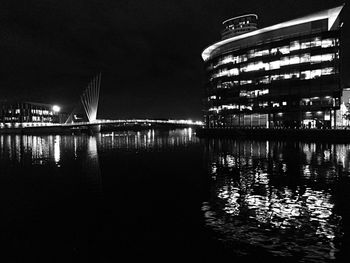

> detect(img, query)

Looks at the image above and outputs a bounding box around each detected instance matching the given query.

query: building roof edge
[202,5,344,61]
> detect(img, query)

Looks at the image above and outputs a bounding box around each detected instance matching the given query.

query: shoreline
[195,127,350,143]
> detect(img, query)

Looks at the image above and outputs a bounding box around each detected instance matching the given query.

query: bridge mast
[81,73,101,123]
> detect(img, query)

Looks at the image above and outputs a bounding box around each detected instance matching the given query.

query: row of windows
[6,109,54,115]
[208,97,337,113]
[212,66,336,89]
[209,37,338,70]
[211,53,337,79]
[239,89,269,98]
[1,116,54,122]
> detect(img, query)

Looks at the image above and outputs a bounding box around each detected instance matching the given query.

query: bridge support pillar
[89,125,101,134]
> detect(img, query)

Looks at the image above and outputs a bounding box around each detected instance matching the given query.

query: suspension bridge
[0,74,203,134]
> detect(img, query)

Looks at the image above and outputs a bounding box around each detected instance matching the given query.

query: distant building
[202,5,344,129]
[0,101,66,125]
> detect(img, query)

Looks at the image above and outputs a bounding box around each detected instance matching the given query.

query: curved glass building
[202,5,344,129]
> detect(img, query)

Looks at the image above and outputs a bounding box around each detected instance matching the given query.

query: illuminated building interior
[202,5,344,129]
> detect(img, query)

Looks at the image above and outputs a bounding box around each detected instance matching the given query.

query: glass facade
[202,7,343,129]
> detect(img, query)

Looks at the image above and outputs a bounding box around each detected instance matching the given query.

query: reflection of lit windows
[282,101,287,106]
[210,95,216,100]
[272,102,280,107]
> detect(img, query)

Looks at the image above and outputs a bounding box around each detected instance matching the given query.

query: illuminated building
[0,101,65,124]
[202,5,344,129]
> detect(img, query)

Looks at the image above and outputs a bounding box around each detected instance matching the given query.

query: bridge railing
[0,119,204,129]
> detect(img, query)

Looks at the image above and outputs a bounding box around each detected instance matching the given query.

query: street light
[52,105,61,112]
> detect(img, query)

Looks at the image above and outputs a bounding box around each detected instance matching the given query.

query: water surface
[1,130,350,262]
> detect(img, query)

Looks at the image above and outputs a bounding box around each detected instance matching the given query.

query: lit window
[282,73,292,79]
[310,69,322,79]
[322,53,335,62]
[300,53,310,63]
[311,55,322,64]
[257,76,270,84]
[322,38,335,48]
[240,80,252,85]
[279,46,290,54]
[280,57,289,66]
[290,41,300,51]
[222,104,239,110]
[270,60,280,70]
[242,61,269,72]
[301,71,311,80]
[301,40,311,49]
[260,89,269,95]
[270,75,280,81]
[291,71,300,79]
[240,55,248,63]
[260,49,269,56]
[270,48,278,54]
[282,101,287,106]
[289,55,300,65]
[228,68,239,76]
[321,67,335,75]
[310,37,322,47]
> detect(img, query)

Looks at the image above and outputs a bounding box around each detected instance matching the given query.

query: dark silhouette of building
[0,101,66,125]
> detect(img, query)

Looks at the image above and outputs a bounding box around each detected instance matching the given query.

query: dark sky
[0,0,349,120]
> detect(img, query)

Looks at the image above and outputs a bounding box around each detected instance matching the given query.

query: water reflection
[203,139,347,261]
[98,128,196,152]
[0,134,103,194]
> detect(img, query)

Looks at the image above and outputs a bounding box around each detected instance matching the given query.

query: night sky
[0,0,349,120]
